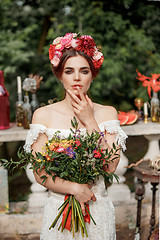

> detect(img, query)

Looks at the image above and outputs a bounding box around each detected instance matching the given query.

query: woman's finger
[91,191,96,202]
[86,95,93,108]
[71,101,79,109]
[67,89,81,104]
[77,87,86,102]
[91,195,96,202]
[80,203,86,216]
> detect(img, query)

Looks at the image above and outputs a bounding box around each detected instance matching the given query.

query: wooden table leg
[135,178,145,238]
[148,182,158,239]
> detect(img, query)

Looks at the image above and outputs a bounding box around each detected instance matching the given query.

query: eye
[64,70,73,74]
[81,70,90,74]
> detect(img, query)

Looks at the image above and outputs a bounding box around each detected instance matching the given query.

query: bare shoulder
[31,102,61,126]
[93,103,118,122]
[31,105,50,125]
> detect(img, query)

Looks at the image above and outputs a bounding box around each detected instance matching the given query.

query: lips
[72,85,82,89]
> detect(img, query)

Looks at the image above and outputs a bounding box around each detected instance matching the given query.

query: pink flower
[61,37,72,48]
[53,37,62,45]
[56,147,65,153]
[65,33,77,38]
[49,33,104,69]
[55,51,62,58]
[51,56,60,66]
[55,44,64,51]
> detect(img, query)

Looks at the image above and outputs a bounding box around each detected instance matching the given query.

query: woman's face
[60,55,93,95]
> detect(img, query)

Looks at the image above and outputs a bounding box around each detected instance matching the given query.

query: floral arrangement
[136,69,160,98]
[0,118,119,238]
[49,33,104,69]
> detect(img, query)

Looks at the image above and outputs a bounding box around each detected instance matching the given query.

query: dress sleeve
[23,124,48,153]
[99,120,128,151]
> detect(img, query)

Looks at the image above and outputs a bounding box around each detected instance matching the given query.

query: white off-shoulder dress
[24,120,127,240]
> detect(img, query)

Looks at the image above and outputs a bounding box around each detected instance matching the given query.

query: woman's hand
[68,87,95,127]
[72,182,96,216]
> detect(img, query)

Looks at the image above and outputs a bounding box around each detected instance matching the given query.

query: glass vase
[22,93,32,129]
[150,91,159,122]
[31,93,39,114]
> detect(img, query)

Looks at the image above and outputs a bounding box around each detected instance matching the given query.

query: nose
[74,71,80,81]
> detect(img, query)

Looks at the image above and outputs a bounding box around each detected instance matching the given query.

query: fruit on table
[118,111,138,125]
[118,114,129,125]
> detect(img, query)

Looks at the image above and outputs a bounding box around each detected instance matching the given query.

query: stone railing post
[107,151,131,202]
[0,166,9,213]
[26,164,47,213]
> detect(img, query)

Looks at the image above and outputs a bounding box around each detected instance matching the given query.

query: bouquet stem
[49,198,69,230]
[49,194,96,237]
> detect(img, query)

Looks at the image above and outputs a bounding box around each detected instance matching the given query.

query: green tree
[0,0,160,120]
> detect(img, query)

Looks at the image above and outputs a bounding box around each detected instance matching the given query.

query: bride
[24,33,127,240]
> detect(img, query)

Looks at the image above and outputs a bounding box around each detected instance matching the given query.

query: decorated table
[121,120,160,160]
[107,120,160,202]
[0,123,28,143]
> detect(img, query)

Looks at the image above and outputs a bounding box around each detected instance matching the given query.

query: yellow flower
[37,159,42,162]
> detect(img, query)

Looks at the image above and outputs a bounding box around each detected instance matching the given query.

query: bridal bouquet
[1,117,120,238]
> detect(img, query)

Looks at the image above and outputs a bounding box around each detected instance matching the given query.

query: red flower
[92,56,104,69]
[76,36,96,57]
[93,149,102,158]
[49,44,55,61]
[75,139,81,147]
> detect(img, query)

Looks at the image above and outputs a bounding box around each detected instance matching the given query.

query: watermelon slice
[125,113,138,125]
[118,111,138,125]
[118,114,129,125]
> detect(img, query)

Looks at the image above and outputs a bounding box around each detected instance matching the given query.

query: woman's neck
[62,93,75,114]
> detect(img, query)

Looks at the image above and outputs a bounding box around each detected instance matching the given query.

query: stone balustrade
[0,120,160,212]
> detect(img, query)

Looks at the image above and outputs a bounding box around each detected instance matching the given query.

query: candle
[17,76,22,94]
[144,102,148,115]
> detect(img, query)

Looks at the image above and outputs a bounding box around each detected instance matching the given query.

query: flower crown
[49,33,104,69]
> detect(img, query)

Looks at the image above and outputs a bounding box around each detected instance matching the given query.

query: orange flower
[46,155,51,161]
[136,70,160,98]
[49,142,59,151]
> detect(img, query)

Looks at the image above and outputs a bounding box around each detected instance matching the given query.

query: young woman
[24,33,127,240]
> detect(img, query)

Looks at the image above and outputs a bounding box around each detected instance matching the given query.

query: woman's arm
[68,88,120,172]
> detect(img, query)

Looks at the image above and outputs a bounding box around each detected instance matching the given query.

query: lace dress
[24,120,127,240]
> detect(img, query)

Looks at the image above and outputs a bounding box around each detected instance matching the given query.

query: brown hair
[52,49,99,79]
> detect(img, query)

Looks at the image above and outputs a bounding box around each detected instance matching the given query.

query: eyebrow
[64,67,90,70]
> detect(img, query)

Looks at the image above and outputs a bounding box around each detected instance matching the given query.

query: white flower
[51,56,60,66]
[72,33,77,38]
[71,39,78,48]
[93,51,103,61]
